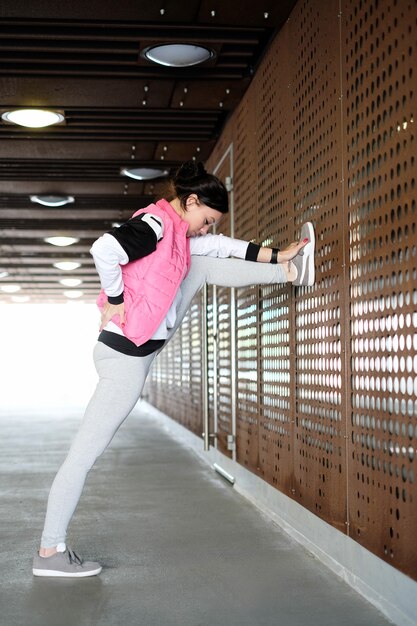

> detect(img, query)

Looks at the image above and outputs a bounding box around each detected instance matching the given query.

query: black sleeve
[108,214,162,262]
[107,293,125,305]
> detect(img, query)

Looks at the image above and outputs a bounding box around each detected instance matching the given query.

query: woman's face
[183,194,224,237]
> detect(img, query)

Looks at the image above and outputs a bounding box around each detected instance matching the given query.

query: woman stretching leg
[33,161,315,577]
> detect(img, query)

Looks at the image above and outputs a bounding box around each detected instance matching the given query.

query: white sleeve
[189,233,249,259]
[90,233,129,298]
[140,213,164,240]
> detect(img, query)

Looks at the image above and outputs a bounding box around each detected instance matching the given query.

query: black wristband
[108,292,124,305]
[270,248,279,264]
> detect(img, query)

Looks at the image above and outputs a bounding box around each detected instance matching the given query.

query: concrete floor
[0,407,392,626]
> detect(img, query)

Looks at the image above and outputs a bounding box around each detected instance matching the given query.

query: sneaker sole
[33,566,102,577]
[298,222,315,286]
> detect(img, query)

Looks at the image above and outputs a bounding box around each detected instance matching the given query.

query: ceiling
[0,0,296,303]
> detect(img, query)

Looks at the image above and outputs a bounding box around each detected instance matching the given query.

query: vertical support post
[227,148,237,462]
[212,284,218,448]
[202,283,210,451]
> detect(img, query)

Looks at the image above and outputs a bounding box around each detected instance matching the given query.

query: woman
[33,161,315,577]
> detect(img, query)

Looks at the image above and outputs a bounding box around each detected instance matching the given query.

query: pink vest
[97,198,191,345]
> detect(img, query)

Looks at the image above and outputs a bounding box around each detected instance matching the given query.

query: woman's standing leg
[40,342,155,549]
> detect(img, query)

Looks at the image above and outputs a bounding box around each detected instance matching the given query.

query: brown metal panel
[145,0,417,583]
[233,87,258,242]
[206,123,234,173]
[255,19,294,493]
[258,286,293,492]
[202,128,233,444]
[233,87,261,471]
[145,293,204,437]
[211,155,234,457]
[289,0,348,531]
[343,0,417,578]
[216,286,233,456]
[236,286,260,470]
[206,285,216,440]
[206,151,235,455]
[188,297,204,435]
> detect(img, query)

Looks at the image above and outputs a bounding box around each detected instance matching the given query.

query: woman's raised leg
[167,255,289,341]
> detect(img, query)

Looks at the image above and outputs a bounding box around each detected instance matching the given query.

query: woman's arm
[189,233,309,263]
[256,239,309,263]
[90,213,164,330]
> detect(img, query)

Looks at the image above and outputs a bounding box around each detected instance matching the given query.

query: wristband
[270,248,279,264]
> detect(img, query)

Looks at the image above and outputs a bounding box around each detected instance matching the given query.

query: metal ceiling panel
[0,0,298,302]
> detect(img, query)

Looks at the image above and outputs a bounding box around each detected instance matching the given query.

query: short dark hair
[171,161,229,214]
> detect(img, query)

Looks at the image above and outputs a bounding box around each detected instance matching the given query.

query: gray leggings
[41,256,287,547]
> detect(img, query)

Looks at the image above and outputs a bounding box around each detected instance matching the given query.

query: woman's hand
[100,301,125,331]
[277,237,309,263]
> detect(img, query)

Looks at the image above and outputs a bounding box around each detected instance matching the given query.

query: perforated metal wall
[256,23,294,492]
[145,0,417,580]
[146,295,204,436]
[344,0,417,576]
[290,0,348,529]
[211,154,233,457]
[233,91,262,470]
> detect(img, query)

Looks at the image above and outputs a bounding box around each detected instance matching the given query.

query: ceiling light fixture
[11,295,30,303]
[30,195,74,207]
[1,284,21,293]
[63,290,83,299]
[44,236,80,247]
[0,271,9,279]
[59,278,82,287]
[53,261,82,271]
[142,43,215,67]
[1,109,65,128]
[121,167,169,181]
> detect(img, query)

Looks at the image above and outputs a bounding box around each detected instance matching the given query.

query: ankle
[39,546,58,558]
[285,260,297,282]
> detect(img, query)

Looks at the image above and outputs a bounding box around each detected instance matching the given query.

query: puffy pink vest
[97,198,191,345]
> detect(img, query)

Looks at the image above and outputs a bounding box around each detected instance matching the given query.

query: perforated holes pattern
[146,294,204,436]
[344,0,417,575]
[233,90,262,468]
[255,27,294,490]
[145,0,417,581]
[288,0,348,527]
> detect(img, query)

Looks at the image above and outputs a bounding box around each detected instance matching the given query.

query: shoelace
[65,548,83,566]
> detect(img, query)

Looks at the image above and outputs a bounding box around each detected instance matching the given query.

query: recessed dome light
[0,271,9,279]
[11,295,30,303]
[64,290,83,299]
[121,167,169,181]
[1,284,21,293]
[142,44,215,67]
[44,236,79,247]
[30,195,74,207]
[53,261,82,271]
[59,278,82,287]
[2,109,65,128]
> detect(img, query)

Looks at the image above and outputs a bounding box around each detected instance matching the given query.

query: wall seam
[337,0,351,538]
